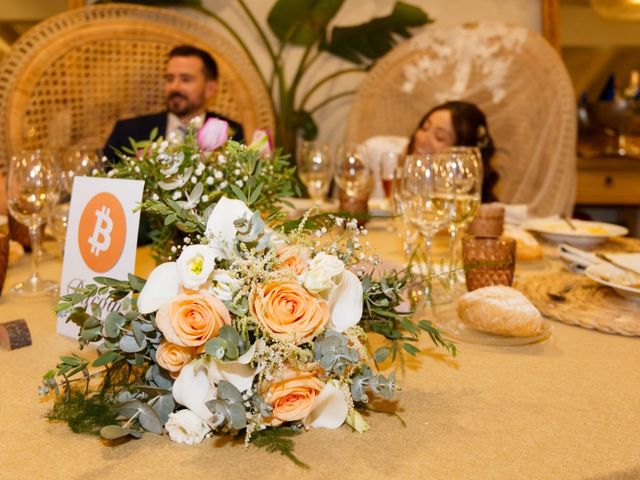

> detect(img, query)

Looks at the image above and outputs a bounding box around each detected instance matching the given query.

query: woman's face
[412,109,456,155]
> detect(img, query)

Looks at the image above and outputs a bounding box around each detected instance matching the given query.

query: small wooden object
[0,319,32,350]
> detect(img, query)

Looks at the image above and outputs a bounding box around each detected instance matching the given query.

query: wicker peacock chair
[0,4,275,171]
[346,22,577,217]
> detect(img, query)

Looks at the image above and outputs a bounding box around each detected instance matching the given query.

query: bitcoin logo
[88,205,113,256]
[78,192,126,273]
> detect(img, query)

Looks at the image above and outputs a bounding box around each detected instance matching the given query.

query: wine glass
[400,154,455,300]
[7,149,60,296]
[60,146,102,196]
[380,151,399,201]
[296,142,333,206]
[334,144,373,197]
[441,147,482,288]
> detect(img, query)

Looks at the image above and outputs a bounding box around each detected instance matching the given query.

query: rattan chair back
[0,4,275,169]
[346,22,577,216]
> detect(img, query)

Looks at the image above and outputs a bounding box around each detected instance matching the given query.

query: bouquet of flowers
[104,117,299,262]
[42,126,457,465]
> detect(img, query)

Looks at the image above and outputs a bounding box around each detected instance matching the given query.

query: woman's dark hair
[169,45,218,81]
[408,101,498,202]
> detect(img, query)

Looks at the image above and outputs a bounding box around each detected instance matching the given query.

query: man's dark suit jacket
[103,111,244,162]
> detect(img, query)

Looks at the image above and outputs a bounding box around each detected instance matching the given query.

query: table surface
[1,226,639,480]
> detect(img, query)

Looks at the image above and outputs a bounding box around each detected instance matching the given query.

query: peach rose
[250,281,329,344]
[156,292,231,347]
[275,245,309,276]
[156,341,195,377]
[262,368,324,426]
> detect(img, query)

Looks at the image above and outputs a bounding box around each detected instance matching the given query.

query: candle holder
[462,236,516,291]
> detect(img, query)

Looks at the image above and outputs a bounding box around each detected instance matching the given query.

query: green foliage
[46,390,118,435]
[325,2,432,64]
[251,427,309,469]
[107,129,299,261]
[361,269,458,363]
[267,0,344,46]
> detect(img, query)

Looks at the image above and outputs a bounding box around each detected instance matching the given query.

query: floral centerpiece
[42,124,456,465]
[104,117,299,262]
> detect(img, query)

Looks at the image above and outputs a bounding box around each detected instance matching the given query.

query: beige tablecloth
[1,227,639,480]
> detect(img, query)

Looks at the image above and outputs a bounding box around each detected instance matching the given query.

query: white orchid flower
[176,244,217,290]
[302,380,349,429]
[328,270,364,333]
[206,340,263,392]
[137,262,180,314]
[172,362,216,426]
[205,197,252,259]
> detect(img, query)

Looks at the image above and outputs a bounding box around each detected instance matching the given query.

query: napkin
[601,253,640,275]
[557,243,600,272]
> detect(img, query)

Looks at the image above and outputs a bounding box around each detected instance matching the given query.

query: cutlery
[560,214,577,231]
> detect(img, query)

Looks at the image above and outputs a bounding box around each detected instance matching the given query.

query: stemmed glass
[333,144,373,199]
[50,147,102,256]
[400,154,455,301]
[296,142,333,206]
[7,149,60,295]
[442,147,482,286]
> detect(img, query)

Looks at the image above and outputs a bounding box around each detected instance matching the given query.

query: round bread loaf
[457,285,544,337]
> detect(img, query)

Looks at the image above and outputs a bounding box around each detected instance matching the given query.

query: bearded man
[104,45,243,161]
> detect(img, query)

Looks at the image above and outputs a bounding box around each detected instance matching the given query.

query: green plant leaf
[268,0,344,46]
[295,110,318,140]
[100,425,143,440]
[324,1,432,64]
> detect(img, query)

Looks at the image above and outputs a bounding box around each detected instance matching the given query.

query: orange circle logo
[78,192,126,273]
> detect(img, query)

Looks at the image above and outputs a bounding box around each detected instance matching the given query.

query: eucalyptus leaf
[115,400,143,418]
[138,403,163,434]
[93,350,119,367]
[151,394,175,425]
[119,334,146,353]
[100,425,143,440]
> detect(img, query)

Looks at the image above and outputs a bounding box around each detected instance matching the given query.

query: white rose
[303,253,345,295]
[165,409,211,445]
[209,270,241,302]
[176,245,217,290]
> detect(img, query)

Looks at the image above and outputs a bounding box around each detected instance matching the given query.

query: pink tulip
[197,118,229,151]
[249,128,273,158]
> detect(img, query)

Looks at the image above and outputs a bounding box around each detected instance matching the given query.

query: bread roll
[503,226,543,262]
[457,286,545,337]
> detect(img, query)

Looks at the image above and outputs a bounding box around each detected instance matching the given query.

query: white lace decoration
[401,23,528,104]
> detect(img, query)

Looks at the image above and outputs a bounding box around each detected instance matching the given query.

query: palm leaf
[324,1,432,64]
[267,0,344,46]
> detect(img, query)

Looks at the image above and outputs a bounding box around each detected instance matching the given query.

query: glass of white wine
[297,142,333,206]
[440,147,482,288]
[401,154,455,302]
[7,149,60,296]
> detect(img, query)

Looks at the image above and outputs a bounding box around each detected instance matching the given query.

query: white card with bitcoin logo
[58,176,144,338]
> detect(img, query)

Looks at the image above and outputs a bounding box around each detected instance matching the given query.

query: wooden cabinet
[577,157,640,204]
[576,156,640,234]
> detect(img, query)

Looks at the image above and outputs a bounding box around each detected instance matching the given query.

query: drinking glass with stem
[296,142,333,207]
[400,154,455,303]
[7,149,60,295]
[441,147,482,290]
[333,144,373,200]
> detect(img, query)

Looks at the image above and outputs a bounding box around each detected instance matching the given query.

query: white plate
[523,218,628,248]
[433,300,551,346]
[585,263,640,302]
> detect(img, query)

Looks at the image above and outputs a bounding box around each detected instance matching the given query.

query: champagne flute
[296,142,333,206]
[7,149,60,295]
[401,154,455,301]
[441,147,482,288]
